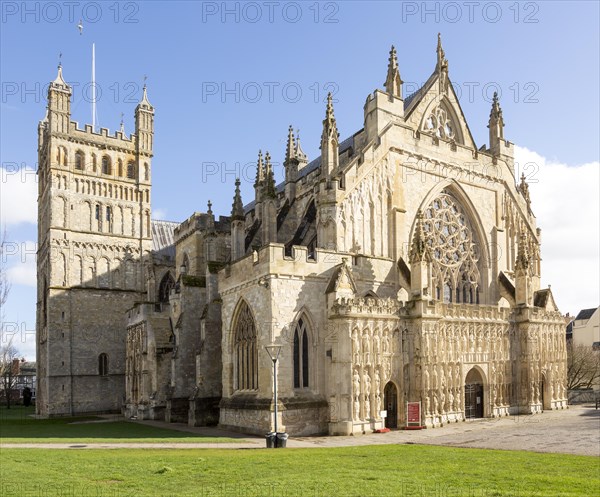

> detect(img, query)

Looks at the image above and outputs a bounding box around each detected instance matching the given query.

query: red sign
[407,402,421,424]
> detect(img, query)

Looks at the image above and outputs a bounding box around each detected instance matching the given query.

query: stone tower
[36,64,154,416]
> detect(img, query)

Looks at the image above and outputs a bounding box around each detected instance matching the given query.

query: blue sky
[1,1,599,358]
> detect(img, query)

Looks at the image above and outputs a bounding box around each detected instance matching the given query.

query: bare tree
[0,229,10,321]
[567,341,600,391]
[0,336,20,408]
[1,230,18,408]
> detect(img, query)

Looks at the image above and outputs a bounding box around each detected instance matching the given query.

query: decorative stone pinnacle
[255,150,265,187]
[285,125,296,164]
[516,232,530,271]
[207,200,213,215]
[410,210,430,263]
[384,44,403,98]
[437,33,445,65]
[231,178,245,220]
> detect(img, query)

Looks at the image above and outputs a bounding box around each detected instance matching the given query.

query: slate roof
[151,220,179,259]
[574,308,598,321]
[244,134,356,213]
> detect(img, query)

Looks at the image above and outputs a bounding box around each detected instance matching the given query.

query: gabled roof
[533,288,559,311]
[325,260,357,295]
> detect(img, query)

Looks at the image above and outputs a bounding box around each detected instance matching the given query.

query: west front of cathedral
[36,36,568,435]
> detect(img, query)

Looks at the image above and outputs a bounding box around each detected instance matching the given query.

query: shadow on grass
[0,406,242,443]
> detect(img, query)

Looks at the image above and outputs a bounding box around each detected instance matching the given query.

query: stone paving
[2,405,598,456]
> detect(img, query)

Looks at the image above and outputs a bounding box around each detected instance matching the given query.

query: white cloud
[515,146,600,316]
[0,166,37,227]
[5,240,37,287]
[152,208,168,220]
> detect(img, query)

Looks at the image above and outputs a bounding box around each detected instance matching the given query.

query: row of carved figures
[352,367,385,421]
[352,328,394,367]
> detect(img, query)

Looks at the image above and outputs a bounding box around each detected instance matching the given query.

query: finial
[264,151,276,198]
[207,200,213,215]
[120,112,125,133]
[285,125,296,164]
[143,74,148,89]
[409,210,430,263]
[58,52,62,69]
[384,44,403,98]
[255,150,265,186]
[294,128,307,163]
[515,232,530,272]
[231,178,245,220]
[77,19,83,35]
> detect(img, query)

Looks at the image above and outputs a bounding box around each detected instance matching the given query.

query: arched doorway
[464,368,484,418]
[384,382,398,429]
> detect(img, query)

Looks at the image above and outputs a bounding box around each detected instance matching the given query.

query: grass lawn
[0,406,241,444]
[1,445,598,497]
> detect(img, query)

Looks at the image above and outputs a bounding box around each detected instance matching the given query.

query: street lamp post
[265,344,282,445]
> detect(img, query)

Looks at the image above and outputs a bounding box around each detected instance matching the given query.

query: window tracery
[422,104,456,141]
[234,302,258,391]
[421,191,481,303]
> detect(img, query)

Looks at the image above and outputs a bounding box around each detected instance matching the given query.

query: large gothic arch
[410,181,491,304]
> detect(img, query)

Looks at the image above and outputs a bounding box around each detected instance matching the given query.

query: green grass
[0,406,242,444]
[1,445,598,496]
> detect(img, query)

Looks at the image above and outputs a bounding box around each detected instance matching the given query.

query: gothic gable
[405,73,477,150]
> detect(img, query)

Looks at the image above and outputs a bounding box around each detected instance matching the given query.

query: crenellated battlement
[66,121,137,151]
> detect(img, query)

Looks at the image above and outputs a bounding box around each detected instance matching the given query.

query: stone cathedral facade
[37,36,568,435]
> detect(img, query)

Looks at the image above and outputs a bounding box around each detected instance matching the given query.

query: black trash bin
[275,432,288,448]
[265,432,276,448]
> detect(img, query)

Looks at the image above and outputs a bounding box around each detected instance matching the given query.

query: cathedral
[36,35,568,435]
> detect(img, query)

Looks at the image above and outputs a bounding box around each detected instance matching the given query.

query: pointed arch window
[158,272,175,303]
[421,101,462,144]
[418,189,482,304]
[233,302,258,391]
[293,318,310,389]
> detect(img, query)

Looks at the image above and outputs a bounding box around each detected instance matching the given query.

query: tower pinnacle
[384,45,403,98]
[231,178,245,220]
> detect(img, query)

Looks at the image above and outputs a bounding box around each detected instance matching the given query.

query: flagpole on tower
[92,42,96,132]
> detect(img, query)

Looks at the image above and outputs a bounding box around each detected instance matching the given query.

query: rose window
[421,191,481,303]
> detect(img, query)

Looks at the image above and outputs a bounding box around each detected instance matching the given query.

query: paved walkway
[2,405,598,456]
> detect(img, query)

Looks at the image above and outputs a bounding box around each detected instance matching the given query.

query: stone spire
[518,173,531,208]
[515,232,530,273]
[51,62,68,89]
[384,45,403,99]
[138,83,153,110]
[409,210,430,263]
[295,129,308,164]
[264,151,276,198]
[436,32,446,71]
[436,33,449,94]
[285,125,297,165]
[320,92,340,177]
[254,150,265,187]
[231,178,245,220]
[488,91,505,152]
